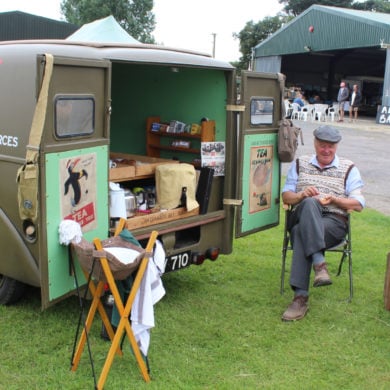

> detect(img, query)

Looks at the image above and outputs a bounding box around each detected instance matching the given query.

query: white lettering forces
[0,134,18,147]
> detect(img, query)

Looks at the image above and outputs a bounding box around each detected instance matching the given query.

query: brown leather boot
[313,262,332,287]
[282,295,308,321]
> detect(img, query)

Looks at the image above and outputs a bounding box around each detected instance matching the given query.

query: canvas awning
[66,15,139,44]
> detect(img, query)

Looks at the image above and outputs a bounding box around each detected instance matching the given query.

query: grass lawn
[1,207,389,389]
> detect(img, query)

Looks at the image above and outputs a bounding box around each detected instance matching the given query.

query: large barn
[253,5,390,116]
[0,11,78,40]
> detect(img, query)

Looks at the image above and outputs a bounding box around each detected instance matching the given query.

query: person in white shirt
[281,126,365,321]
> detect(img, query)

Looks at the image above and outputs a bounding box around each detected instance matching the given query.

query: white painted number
[168,252,190,270]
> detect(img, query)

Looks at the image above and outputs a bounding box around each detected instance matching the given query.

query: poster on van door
[60,153,97,232]
[249,144,273,213]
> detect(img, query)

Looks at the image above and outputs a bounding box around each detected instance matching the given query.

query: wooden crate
[126,207,199,230]
[109,153,179,181]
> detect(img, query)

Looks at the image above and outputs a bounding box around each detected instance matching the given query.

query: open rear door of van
[38,54,111,308]
[235,71,282,238]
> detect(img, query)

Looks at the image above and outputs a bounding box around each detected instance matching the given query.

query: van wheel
[0,275,26,305]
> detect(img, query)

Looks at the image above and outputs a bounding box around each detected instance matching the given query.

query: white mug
[109,160,117,169]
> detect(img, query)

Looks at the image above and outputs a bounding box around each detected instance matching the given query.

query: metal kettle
[124,190,137,217]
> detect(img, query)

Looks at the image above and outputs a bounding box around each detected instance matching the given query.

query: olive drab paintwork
[0,40,282,309]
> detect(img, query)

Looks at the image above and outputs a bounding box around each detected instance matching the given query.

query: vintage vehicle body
[0,40,282,308]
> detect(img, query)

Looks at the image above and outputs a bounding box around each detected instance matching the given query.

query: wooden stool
[70,219,158,389]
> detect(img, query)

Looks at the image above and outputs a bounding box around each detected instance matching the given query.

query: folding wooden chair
[70,218,158,389]
[280,206,353,301]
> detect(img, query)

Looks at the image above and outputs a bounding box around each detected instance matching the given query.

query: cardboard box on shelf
[109,153,179,181]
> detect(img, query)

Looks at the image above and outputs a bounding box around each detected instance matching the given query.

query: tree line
[60,0,390,70]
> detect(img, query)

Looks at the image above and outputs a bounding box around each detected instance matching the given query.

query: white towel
[153,240,166,276]
[131,242,166,356]
[58,219,83,245]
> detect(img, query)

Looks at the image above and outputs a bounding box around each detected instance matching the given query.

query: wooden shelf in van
[109,153,179,182]
[146,116,215,158]
[147,144,200,154]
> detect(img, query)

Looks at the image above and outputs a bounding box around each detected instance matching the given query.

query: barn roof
[254,5,390,57]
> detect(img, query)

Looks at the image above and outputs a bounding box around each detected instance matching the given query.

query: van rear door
[235,71,282,237]
[39,55,111,308]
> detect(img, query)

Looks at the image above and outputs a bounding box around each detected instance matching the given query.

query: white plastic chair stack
[284,101,293,118]
[290,103,301,120]
[300,104,314,121]
[313,104,329,122]
[328,103,339,121]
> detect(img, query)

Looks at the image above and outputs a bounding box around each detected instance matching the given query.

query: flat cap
[313,125,341,143]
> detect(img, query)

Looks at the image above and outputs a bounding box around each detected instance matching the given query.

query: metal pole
[212,33,216,58]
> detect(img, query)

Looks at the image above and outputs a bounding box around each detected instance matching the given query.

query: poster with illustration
[249,145,273,213]
[60,153,97,231]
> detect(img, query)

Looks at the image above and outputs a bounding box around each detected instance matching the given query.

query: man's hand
[319,195,333,206]
[282,186,320,206]
[302,186,320,198]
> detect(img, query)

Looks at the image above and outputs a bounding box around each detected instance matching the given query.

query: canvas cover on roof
[66,15,139,43]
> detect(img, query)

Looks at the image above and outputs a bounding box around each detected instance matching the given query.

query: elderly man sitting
[281,125,365,321]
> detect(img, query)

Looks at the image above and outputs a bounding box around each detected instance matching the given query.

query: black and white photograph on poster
[201,141,225,176]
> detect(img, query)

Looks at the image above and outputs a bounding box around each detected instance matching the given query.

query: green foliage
[279,0,353,16]
[60,0,156,43]
[351,0,390,12]
[236,0,390,71]
[1,207,390,388]
[278,0,390,16]
[234,15,291,71]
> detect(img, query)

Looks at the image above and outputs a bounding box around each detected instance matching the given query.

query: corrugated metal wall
[255,6,390,57]
[0,11,78,41]
[253,55,281,73]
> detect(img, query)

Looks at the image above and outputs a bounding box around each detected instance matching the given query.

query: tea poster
[60,152,97,231]
[249,145,273,213]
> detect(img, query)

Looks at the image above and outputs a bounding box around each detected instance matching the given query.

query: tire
[0,275,27,305]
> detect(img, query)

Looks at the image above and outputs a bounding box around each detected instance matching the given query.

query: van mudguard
[0,208,40,286]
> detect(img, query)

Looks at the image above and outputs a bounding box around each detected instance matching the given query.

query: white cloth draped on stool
[131,240,166,356]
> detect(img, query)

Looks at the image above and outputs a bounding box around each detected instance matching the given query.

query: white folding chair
[281,206,353,302]
[328,103,340,121]
[284,101,293,118]
[300,104,314,121]
[290,103,301,120]
[313,104,329,122]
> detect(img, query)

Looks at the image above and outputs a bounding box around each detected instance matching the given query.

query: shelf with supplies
[146,116,215,159]
[109,152,179,182]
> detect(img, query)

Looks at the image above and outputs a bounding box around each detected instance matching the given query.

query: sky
[0,0,284,62]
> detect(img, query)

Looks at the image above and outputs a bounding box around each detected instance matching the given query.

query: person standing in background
[349,84,362,122]
[337,82,349,122]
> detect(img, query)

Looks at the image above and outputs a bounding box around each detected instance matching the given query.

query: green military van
[0,40,283,309]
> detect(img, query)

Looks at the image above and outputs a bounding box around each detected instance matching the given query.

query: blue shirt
[293,97,305,107]
[282,155,365,207]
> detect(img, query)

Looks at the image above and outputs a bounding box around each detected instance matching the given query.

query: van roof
[0,39,235,70]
